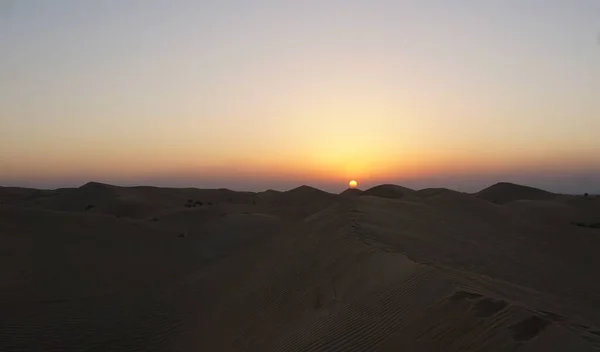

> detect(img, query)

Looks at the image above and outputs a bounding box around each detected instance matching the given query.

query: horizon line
[1,180,591,196]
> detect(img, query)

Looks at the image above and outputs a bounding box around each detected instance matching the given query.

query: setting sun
[349,180,358,189]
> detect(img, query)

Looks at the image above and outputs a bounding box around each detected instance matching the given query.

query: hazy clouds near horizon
[1,1,599,193]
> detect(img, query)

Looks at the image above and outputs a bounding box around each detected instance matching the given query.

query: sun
[349,180,358,189]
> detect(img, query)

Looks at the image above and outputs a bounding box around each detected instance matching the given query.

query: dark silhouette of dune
[80,181,120,190]
[362,184,415,199]
[285,185,333,196]
[340,188,363,196]
[477,182,560,204]
[415,187,460,198]
[1,181,600,351]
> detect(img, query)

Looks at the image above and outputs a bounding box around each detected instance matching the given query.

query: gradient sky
[1,0,599,193]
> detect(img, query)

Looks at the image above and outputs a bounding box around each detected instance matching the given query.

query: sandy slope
[1,182,599,351]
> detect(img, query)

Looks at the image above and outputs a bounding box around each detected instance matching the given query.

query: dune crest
[363,184,415,199]
[340,188,363,196]
[477,182,560,204]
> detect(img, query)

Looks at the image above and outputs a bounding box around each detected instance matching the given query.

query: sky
[1,0,599,193]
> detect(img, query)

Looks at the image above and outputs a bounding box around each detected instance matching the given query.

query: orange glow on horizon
[4,137,599,188]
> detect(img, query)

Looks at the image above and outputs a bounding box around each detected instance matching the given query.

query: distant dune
[340,188,363,197]
[414,187,460,198]
[362,184,415,199]
[476,182,560,204]
[285,184,334,197]
[1,181,600,351]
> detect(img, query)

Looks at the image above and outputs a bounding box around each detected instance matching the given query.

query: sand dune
[340,188,363,197]
[476,182,562,204]
[362,184,415,199]
[1,182,600,351]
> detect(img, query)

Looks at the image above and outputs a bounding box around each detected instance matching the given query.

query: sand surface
[1,181,600,351]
